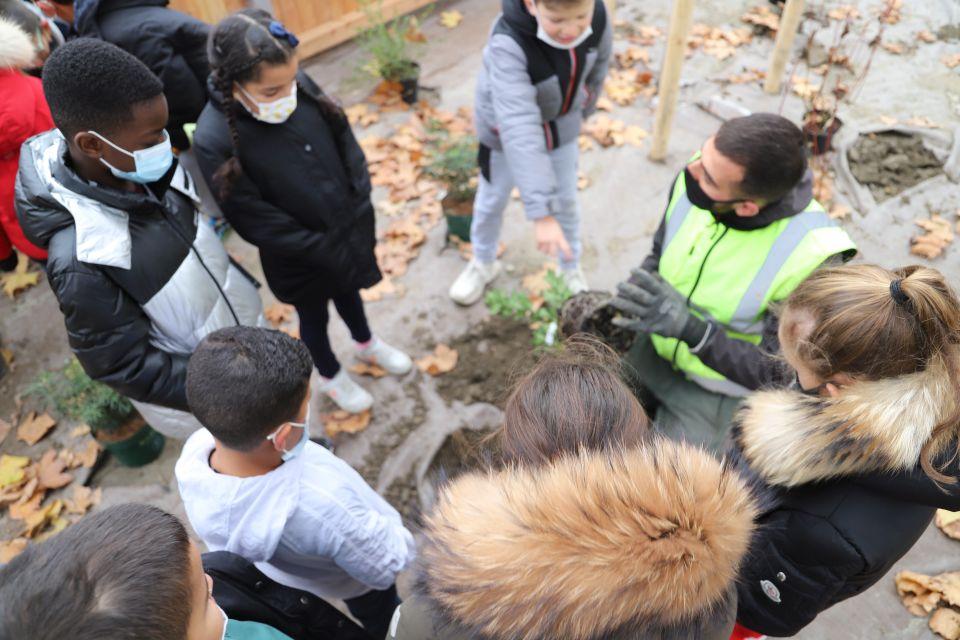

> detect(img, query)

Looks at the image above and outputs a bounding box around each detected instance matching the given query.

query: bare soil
[848,131,944,202]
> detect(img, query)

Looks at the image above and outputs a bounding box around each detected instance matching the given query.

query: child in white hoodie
[175,326,415,639]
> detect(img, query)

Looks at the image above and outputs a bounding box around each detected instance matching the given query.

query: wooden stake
[603,0,616,21]
[648,0,694,162]
[764,0,805,94]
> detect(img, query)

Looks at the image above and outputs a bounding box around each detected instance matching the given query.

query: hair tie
[268,20,299,48]
[890,279,910,306]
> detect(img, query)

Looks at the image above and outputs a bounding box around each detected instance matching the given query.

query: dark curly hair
[41,38,164,139]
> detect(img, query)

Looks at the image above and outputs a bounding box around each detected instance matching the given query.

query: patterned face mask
[238,82,297,124]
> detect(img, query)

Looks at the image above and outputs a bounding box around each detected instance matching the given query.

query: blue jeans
[470,141,582,270]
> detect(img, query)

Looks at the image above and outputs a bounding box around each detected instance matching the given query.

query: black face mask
[684,167,745,217]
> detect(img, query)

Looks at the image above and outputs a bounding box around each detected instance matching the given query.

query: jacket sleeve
[192,132,341,271]
[736,510,867,636]
[487,34,556,221]
[134,19,206,120]
[49,268,189,410]
[690,312,791,391]
[170,12,211,91]
[582,16,613,116]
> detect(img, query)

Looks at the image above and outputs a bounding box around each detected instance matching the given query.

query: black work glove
[610,268,708,345]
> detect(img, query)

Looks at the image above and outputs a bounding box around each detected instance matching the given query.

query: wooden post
[603,0,616,21]
[763,0,805,94]
[648,0,694,162]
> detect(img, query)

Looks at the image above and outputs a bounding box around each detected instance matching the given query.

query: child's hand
[534,216,573,261]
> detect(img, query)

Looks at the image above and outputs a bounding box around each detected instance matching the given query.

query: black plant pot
[803,116,843,155]
[399,63,421,105]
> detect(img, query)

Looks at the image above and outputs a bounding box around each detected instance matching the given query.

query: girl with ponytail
[193,9,411,414]
[731,263,960,637]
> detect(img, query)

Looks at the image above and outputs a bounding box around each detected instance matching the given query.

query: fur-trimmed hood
[415,439,757,640]
[0,17,35,69]
[735,359,958,489]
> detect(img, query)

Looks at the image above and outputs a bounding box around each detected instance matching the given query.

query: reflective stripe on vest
[652,172,856,397]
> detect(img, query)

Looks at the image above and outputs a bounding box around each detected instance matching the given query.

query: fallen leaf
[416,344,458,376]
[932,608,960,640]
[74,440,101,468]
[882,41,905,54]
[65,485,102,515]
[345,103,381,127]
[594,96,614,112]
[0,418,11,445]
[69,425,91,438]
[0,455,30,488]
[911,215,955,259]
[440,10,463,29]
[943,54,960,69]
[880,0,902,25]
[8,491,43,520]
[361,277,405,302]
[350,362,388,378]
[937,509,960,540]
[322,409,372,437]
[627,25,662,46]
[23,499,63,538]
[827,5,860,21]
[917,30,937,44]
[404,16,427,43]
[264,302,295,327]
[741,5,779,33]
[623,125,648,148]
[0,538,28,563]
[33,515,69,542]
[579,135,595,152]
[897,570,943,616]
[16,412,56,446]
[1,253,40,298]
[604,69,654,106]
[686,24,752,60]
[615,46,650,68]
[791,76,821,101]
[37,450,72,490]
[727,68,766,84]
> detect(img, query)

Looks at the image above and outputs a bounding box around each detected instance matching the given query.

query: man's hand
[610,268,708,345]
[534,216,572,261]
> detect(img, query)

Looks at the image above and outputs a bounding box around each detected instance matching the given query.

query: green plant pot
[100,421,165,467]
[446,213,472,242]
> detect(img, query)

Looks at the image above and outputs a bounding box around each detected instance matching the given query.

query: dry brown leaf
[615,46,650,68]
[8,491,43,520]
[594,96,614,112]
[943,54,960,69]
[882,41,905,54]
[727,68,766,84]
[74,440,101,469]
[918,30,937,44]
[686,24,752,60]
[604,69,654,106]
[322,409,372,437]
[579,135,595,153]
[623,126,648,148]
[440,10,463,29]
[264,302,295,327]
[1,253,40,298]
[16,412,56,446]
[350,362,388,378]
[37,450,73,490]
[627,25,662,46]
[791,76,821,101]
[911,215,955,259]
[741,5,779,33]
[897,570,943,616]
[65,485,102,515]
[0,538,28,563]
[0,454,30,488]
[23,499,64,538]
[880,0,902,25]
[827,5,860,21]
[345,104,380,127]
[69,425,91,438]
[931,608,960,640]
[416,344,458,376]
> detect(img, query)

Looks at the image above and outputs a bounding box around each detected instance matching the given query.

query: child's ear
[270,424,292,452]
[73,132,104,159]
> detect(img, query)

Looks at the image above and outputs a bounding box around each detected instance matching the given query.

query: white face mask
[238,82,297,124]
[533,8,593,50]
[266,404,311,462]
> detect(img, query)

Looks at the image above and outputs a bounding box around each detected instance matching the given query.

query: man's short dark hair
[41,38,164,139]
[187,326,314,451]
[714,113,807,202]
[0,504,193,640]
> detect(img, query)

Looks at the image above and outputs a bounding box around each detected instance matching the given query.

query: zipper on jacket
[670,225,729,366]
[560,50,578,115]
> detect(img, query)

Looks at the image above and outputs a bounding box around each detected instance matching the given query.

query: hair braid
[212,72,245,200]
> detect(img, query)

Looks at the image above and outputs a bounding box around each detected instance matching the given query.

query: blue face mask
[266,405,310,462]
[89,130,174,184]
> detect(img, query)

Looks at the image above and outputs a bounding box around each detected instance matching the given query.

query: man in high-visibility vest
[612,113,856,450]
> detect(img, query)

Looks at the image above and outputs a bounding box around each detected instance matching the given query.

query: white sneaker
[320,369,373,413]
[356,336,412,375]
[449,259,502,306]
[562,266,588,294]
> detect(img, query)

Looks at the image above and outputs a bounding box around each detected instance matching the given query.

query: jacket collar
[734,356,958,488]
[711,169,815,231]
[416,439,755,639]
[501,0,537,36]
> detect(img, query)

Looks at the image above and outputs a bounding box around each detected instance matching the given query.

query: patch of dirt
[383,472,421,529]
[938,24,960,41]
[355,386,427,487]
[436,316,536,407]
[848,132,943,202]
[559,291,635,353]
[427,427,498,483]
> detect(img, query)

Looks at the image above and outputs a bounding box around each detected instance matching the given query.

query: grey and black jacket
[475,0,612,220]
[15,130,262,438]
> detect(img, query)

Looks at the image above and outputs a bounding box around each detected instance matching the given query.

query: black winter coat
[74,0,210,150]
[193,72,381,303]
[731,368,960,637]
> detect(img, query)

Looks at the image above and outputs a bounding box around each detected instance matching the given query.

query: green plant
[356,0,425,81]
[485,270,573,347]
[26,359,134,434]
[424,128,479,203]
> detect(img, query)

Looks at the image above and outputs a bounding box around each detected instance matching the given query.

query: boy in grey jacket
[449,0,612,305]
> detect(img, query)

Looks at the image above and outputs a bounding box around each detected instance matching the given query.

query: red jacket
[1,66,53,261]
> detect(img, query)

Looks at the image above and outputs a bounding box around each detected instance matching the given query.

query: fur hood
[736,358,958,488]
[0,17,35,69]
[416,439,757,640]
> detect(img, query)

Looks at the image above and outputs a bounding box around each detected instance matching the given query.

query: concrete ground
[1,0,959,637]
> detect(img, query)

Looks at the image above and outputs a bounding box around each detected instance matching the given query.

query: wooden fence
[168,0,435,58]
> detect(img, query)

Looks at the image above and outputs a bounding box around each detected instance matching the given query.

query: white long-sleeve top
[175,428,416,600]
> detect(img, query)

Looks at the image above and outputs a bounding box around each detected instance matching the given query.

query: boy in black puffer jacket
[72,0,210,150]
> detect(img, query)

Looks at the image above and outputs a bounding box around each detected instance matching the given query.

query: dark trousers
[296,291,372,378]
[345,584,400,639]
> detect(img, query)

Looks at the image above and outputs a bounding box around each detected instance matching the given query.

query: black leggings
[296,291,372,378]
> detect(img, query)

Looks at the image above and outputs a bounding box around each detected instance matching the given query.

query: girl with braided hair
[193,9,411,415]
